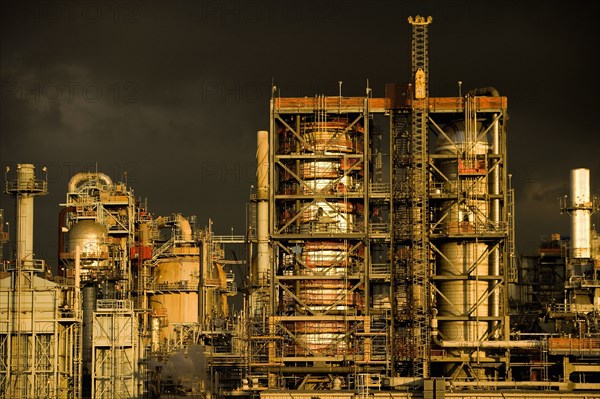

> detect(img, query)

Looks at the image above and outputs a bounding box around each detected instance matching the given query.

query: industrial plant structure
[1,15,599,399]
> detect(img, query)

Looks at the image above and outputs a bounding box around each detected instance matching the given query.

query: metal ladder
[408,15,432,380]
[72,321,82,399]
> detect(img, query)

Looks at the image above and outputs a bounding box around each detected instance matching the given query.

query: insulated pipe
[175,214,193,241]
[438,340,540,349]
[431,331,540,349]
[256,131,269,290]
[154,214,192,241]
[490,115,500,329]
[571,168,591,259]
[67,172,113,192]
[75,245,81,319]
[467,87,500,97]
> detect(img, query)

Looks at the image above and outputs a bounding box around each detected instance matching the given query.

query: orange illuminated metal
[273,96,506,114]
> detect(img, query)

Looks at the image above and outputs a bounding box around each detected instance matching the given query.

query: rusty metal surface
[273,97,389,113]
[548,337,600,354]
[273,96,506,113]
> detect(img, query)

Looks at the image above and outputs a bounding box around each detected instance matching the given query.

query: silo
[150,255,200,342]
[433,119,495,374]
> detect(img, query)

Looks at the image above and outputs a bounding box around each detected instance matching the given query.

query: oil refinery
[1,15,599,399]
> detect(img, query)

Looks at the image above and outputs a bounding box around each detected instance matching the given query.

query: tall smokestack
[571,168,591,259]
[5,164,48,268]
[255,131,269,314]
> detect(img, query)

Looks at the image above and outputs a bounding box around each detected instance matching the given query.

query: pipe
[467,86,500,97]
[431,330,540,349]
[264,366,366,373]
[67,172,113,192]
[438,339,540,349]
[490,114,500,332]
[154,214,192,241]
[175,214,193,241]
[450,380,568,389]
[75,245,81,319]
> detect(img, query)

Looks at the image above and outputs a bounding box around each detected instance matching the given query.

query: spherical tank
[68,220,109,271]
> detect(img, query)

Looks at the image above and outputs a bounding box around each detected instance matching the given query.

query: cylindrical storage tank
[299,161,341,179]
[434,119,494,372]
[149,256,200,341]
[438,200,489,234]
[275,115,365,364]
[436,121,489,156]
[68,220,109,280]
[285,321,348,356]
[301,242,353,275]
[436,121,489,195]
[280,241,360,276]
[300,176,358,195]
[295,201,359,233]
[283,280,357,312]
[571,168,591,259]
[300,119,364,153]
[437,242,489,342]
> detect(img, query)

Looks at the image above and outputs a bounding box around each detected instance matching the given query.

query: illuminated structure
[1,15,599,399]
[1,164,80,399]
[247,15,600,397]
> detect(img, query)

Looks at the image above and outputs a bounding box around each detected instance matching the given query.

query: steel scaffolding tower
[60,173,138,398]
[427,95,510,381]
[407,15,432,380]
[251,95,393,391]
[1,165,81,399]
[390,15,433,381]
[91,299,138,399]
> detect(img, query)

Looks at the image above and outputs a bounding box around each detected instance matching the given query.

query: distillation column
[250,95,393,391]
[434,118,491,367]
[427,93,514,382]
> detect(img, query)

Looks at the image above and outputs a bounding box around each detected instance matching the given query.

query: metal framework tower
[250,95,394,391]
[408,15,432,380]
[1,164,81,399]
[427,94,511,381]
[60,173,139,398]
[390,15,433,381]
[390,16,512,385]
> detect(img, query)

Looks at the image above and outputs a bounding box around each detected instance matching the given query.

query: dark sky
[1,0,599,265]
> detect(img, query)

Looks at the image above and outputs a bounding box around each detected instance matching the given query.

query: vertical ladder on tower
[72,322,82,399]
[540,338,549,387]
[408,15,432,381]
[391,110,411,367]
[507,187,518,283]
